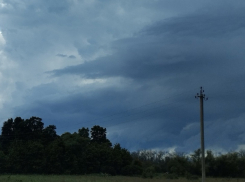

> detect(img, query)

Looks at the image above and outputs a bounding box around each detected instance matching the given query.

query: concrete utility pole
[195,87,208,182]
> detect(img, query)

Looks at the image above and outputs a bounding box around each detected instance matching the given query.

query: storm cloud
[1,0,245,152]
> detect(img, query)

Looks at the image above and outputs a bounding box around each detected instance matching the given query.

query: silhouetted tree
[90,125,111,146]
[42,125,58,144]
[190,149,201,175]
[78,127,89,138]
[206,150,215,176]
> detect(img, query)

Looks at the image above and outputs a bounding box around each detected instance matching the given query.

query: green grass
[1,175,245,182]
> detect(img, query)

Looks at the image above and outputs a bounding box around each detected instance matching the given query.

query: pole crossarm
[195,86,208,100]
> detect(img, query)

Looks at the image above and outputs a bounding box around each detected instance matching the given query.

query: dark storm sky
[1,0,245,153]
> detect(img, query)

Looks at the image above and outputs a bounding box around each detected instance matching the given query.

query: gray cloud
[56,54,67,58]
[56,54,76,59]
[1,0,245,152]
[46,3,245,151]
[68,55,76,59]
[50,7,245,82]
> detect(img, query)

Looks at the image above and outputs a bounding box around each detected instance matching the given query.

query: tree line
[0,116,140,175]
[0,116,245,178]
[132,149,245,178]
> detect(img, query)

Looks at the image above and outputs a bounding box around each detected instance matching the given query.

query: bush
[121,165,143,176]
[186,173,199,180]
[142,166,155,179]
[165,173,179,179]
[101,166,116,175]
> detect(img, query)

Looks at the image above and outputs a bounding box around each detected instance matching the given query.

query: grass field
[1,175,245,182]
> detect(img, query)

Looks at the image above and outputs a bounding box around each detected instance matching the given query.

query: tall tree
[1,118,15,152]
[78,127,89,138]
[42,125,58,144]
[206,150,215,176]
[90,125,111,145]
[190,149,201,175]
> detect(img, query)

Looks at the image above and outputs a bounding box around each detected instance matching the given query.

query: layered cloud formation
[1,0,245,152]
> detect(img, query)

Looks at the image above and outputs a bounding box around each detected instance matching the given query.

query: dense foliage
[132,149,245,178]
[0,117,134,175]
[1,116,245,178]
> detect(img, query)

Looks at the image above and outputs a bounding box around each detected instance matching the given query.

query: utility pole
[195,87,208,182]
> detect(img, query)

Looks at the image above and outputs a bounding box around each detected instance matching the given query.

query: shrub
[186,173,199,180]
[165,173,179,179]
[142,166,155,179]
[121,165,143,176]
